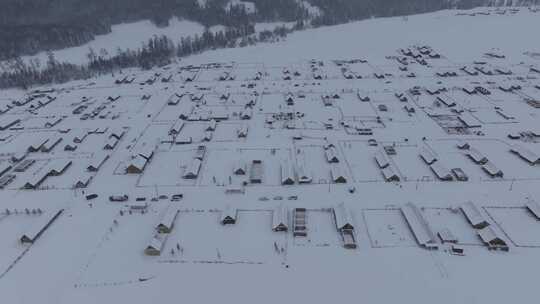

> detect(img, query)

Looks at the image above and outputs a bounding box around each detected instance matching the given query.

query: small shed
[272,205,289,232]
[220,205,237,225]
[477,226,509,251]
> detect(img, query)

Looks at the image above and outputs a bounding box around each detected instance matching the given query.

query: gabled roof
[333,203,354,231]
[419,147,437,165]
[510,145,540,165]
[401,202,437,248]
[461,201,489,229]
[374,150,390,169]
[272,204,288,231]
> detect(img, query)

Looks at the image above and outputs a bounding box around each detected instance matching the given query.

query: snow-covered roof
[401,202,437,248]
[461,201,489,229]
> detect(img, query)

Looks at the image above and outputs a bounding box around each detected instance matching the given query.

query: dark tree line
[0,0,309,60]
[0,22,301,89]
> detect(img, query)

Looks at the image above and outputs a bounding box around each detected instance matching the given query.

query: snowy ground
[1,7,540,304]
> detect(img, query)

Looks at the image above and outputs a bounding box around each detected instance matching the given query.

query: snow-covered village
[1,2,540,303]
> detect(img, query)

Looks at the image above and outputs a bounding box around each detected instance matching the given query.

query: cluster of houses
[460,201,508,251]
[22,159,72,189]
[461,144,504,178]
[374,149,400,182]
[182,146,206,179]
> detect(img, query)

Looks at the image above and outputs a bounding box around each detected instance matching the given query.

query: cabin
[48,159,72,176]
[249,160,263,184]
[28,138,49,152]
[374,150,390,169]
[477,226,509,251]
[419,147,437,165]
[237,125,248,138]
[64,144,78,151]
[0,117,21,131]
[156,206,179,233]
[0,163,12,178]
[103,137,119,150]
[381,165,400,182]
[458,115,481,128]
[194,145,207,161]
[109,128,126,140]
[20,209,64,244]
[74,175,93,189]
[333,203,357,249]
[401,202,438,249]
[526,200,540,220]
[482,161,503,178]
[430,161,453,181]
[22,172,48,190]
[272,205,289,232]
[11,151,28,163]
[330,164,347,183]
[202,131,213,142]
[325,146,339,163]
[510,145,540,165]
[296,164,312,184]
[206,120,217,132]
[220,205,237,225]
[466,148,488,164]
[333,203,354,231]
[233,160,246,175]
[137,145,155,161]
[456,141,470,150]
[280,160,295,185]
[438,228,458,244]
[175,135,193,145]
[126,155,148,174]
[145,233,167,256]
[41,136,63,153]
[461,201,489,229]
[87,153,109,172]
[169,121,185,135]
[183,159,202,179]
[14,159,35,172]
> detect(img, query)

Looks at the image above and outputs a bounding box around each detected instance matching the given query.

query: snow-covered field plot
[387,144,438,182]
[485,207,540,247]
[132,124,169,150]
[296,209,340,247]
[164,210,282,262]
[334,94,377,119]
[362,208,417,248]
[339,141,383,182]
[137,150,196,187]
[422,207,483,246]
[233,63,265,81]
[295,145,333,184]
[201,148,291,186]
[154,102,193,121]
[196,66,234,82]
[212,122,244,142]
[76,209,159,285]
